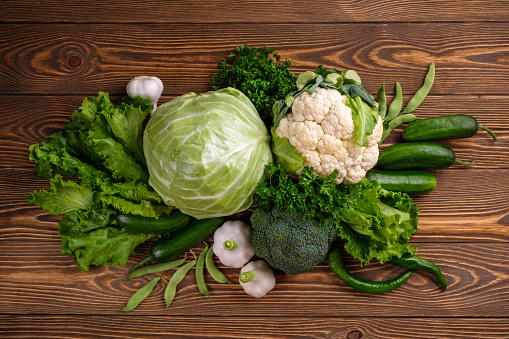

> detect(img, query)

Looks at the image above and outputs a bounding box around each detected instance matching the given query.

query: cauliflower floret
[275,87,383,184]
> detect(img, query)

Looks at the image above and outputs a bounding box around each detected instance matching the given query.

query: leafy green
[212,44,297,124]
[254,163,419,266]
[28,92,168,272]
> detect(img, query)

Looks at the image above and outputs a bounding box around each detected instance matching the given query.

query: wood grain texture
[1,1,509,338]
[1,23,509,96]
[1,316,509,339]
[1,0,509,23]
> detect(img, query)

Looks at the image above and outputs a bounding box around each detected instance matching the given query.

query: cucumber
[115,210,192,234]
[403,114,497,142]
[366,170,436,196]
[377,142,475,170]
[150,217,224,263]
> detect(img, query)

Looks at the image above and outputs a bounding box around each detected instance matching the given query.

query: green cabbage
[143,87,273,219]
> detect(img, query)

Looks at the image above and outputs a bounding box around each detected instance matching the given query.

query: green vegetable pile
[28,43,495,304]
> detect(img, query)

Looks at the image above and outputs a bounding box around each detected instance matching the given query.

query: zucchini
[403,114,497,142]
[115,210,192,234]
[377,141,475,170]
[150,217,224,263]
[366,170,436,196]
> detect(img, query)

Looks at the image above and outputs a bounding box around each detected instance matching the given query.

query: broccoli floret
[250,207,337,275]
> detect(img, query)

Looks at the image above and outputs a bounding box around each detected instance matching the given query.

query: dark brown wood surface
[1,1,509,338]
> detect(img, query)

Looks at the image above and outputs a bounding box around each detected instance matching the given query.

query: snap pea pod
[125,256,187,281]
[122,276,160,312]
[389,253,447,291]
[205,245,231,284]
[402,63,435,114]
[377,83,387,120]
[165,260,196,309]
[385,82,403,121]
[327,246,413,294]
[380,113,418,144]
[196,246,210,297]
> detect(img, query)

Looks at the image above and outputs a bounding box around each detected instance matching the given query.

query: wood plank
[1,23,509,96]
[1,0,509,23]
[1,315,509,339]
[0,243,508,317]
[2,94,507,169]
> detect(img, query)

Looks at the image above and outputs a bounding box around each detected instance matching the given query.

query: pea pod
[122,276,160,312]
[327,246,413,294]
[126,256,187,281]
[165,260,196,309]
[403,114,497,142]
[385,82,403,121]
[196,246,210,297]
[378,141,475,170]
[389,253,447,291]
[402,63,435,114]
[205,245,231,284]
[377,83,387,120]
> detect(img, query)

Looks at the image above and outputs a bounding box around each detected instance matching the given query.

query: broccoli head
[250,207,337,275]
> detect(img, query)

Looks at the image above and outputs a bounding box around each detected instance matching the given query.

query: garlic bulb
[126,76,163,113]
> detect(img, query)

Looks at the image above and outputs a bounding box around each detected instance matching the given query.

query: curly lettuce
[28,92,169,272]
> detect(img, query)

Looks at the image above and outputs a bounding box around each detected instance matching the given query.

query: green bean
[389,253,447,291]
[196,246,209,297]
[327,247,413,294]
[125,256,187,281]
[385,82,403,121]
[377,83,387,120]
[122,276,160,312]
[164,260,196,309]
[205,245,231,284]
[379,113,418,144]
[402,63,435,114]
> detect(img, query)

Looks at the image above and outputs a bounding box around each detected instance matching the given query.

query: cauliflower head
[275,87,383,184]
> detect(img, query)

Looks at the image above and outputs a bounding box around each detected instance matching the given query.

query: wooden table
[1,1,508,338]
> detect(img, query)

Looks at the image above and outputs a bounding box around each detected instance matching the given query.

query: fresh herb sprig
[212,44,297,125]
[253,163,347,222]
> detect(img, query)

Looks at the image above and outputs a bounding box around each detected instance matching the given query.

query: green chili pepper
[164,260,196,309]
[205,245,231,284]
[377,83,387,120]
[125,255,187,281]
[122,276,160,312]
[402,63,435,114]
[389,253,447,291]
[385,82,403,122]
[196,246,209,297]
[327,247,413,294]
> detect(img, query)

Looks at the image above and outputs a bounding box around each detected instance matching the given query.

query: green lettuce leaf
[60,225,154,272]
[28,92,164,272]
[337,179,419,265]
[27,174,95,215]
